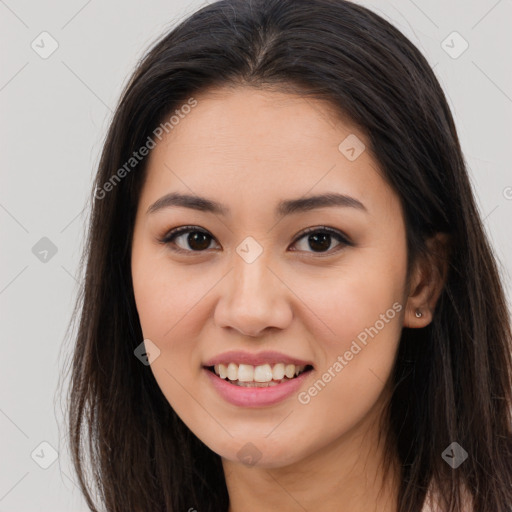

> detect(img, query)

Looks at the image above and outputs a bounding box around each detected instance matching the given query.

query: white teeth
[237,364,254,382]
[227,363,238,381]
[217,364,227,379]
[285,364,296,379]
[211,362,308,383]
[272,363,285,380]
[254,363,273,382]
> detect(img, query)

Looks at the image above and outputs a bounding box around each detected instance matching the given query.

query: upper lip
[203,350,314,368]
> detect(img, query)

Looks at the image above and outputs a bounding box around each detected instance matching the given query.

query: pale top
[421,484,473,511]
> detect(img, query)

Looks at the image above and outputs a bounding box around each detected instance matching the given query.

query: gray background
[1,0,511,510]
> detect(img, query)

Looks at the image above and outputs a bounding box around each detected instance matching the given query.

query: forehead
[156,85,363,160]
[141,86,399,219]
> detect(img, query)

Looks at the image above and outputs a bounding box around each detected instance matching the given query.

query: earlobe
[403,232,451,328]
[404,304,432,328]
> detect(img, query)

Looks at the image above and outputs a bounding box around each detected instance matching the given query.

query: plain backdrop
[1,0,511,510]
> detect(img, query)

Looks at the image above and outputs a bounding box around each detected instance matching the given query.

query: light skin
[131,85,449,511]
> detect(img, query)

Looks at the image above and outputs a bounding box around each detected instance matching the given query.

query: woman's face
[131,85,413,468]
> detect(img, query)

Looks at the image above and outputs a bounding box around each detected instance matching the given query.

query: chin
[213,437,309,469]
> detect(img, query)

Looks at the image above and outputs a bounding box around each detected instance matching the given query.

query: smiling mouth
[205,363,314,387]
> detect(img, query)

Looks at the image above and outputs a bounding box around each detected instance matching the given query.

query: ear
[403,232,451,328]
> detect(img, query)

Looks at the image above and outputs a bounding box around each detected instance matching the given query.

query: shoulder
[422,484,473,512]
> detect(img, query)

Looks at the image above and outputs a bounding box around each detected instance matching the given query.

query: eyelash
[158,225,352,257]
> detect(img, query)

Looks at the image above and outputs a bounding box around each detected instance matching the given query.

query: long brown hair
[62,0,512,510]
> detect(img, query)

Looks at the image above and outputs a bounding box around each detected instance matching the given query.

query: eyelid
[290,226,351,247]
[160,225,209,242]
[158,225,218,254]
[158,225,352,255]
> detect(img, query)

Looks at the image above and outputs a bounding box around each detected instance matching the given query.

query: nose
[214,252,293,338]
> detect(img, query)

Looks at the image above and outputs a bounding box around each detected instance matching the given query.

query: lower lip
[203,367,313,407]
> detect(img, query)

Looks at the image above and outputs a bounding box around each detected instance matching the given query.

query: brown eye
[291,227,351,255]
[161,226,218,253]
[159,225,351,256]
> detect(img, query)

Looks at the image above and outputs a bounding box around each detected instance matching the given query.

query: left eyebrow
[146,191,368,217]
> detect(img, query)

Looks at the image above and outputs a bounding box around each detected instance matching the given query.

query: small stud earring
[415,310,423,318]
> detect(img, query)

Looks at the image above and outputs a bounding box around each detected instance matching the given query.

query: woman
[64,0,512,510]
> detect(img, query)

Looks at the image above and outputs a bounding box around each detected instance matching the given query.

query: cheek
[131,249,216,403]
[290,251,405,416]
[289,257,405,352]
[333,237,407,347]
[131,251,210,424]
[131,243,206,340]
[292,279,403,456]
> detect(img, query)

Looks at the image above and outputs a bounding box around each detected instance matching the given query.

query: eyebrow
[146,191,368,217]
